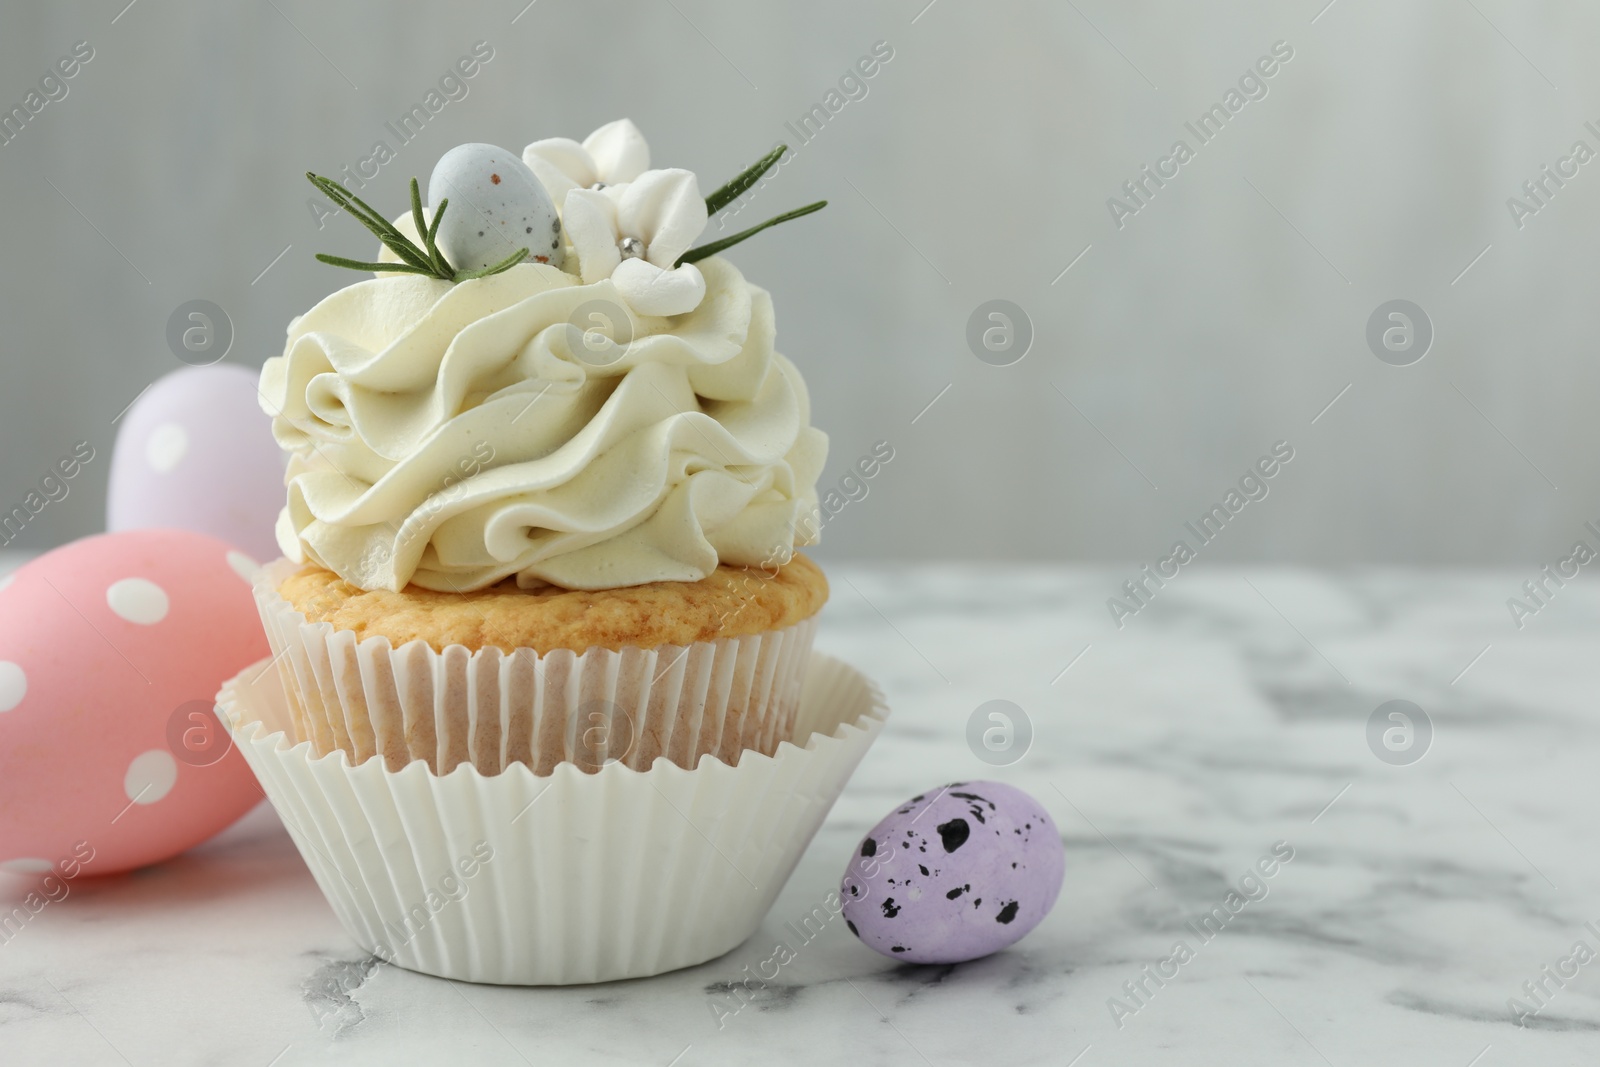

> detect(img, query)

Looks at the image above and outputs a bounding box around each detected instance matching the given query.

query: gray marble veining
[2,564,1598,1065]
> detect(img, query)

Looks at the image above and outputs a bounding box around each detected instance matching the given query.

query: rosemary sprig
[455,247,531,280]
[425,196,451,275]
[683,144,827,264]
[308,172,528,283]
[311,174,433,271]
[410,179,453,277]
[704,144,787,215]
[312,255,446,274]
[679,200,827,265]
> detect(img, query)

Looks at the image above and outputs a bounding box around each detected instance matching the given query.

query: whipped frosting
[260,256,827,592]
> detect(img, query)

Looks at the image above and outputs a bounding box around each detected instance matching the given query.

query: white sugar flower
[563,169,710,317]
[523,118,651,203]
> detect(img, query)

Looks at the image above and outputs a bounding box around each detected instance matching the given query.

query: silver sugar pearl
[590,181,608,190]
[618,236,645,260]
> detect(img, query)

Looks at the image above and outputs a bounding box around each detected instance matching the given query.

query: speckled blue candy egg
[428,143,564,273]
[841,781,1064,964]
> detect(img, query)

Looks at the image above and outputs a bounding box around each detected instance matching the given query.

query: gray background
[0,0,1591,568]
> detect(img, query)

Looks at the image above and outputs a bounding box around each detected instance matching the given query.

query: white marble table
[4,564,1599,1066]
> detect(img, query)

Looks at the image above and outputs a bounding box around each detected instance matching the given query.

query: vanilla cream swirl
[259,257,827,592]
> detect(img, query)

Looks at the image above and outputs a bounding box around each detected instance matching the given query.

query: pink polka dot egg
[0,529,268,876]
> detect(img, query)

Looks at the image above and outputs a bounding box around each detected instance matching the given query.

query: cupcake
[254,123,833,776]
[221,121,888,985]
[257,554,826,774]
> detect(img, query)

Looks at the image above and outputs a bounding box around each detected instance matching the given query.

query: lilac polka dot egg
[841,781,1064,964]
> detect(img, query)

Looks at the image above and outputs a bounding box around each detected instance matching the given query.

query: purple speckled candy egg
[841,781,1063,964]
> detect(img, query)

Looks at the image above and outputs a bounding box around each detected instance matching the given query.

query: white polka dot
[145,422,189,473]
[0,858,51,875]
[226,551,259,582]
[0,662,25,712]
[124,750,177,804]
[106,578,169,625]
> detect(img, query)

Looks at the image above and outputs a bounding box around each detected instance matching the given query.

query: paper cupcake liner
[251,559,817,775]
[216,650,887,985]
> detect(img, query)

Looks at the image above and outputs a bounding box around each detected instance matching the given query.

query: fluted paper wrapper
[251,559,817,774]
[216,652,887,985]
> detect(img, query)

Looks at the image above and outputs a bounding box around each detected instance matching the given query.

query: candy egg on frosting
[429,143,564,273]
[841,781,1064,964]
